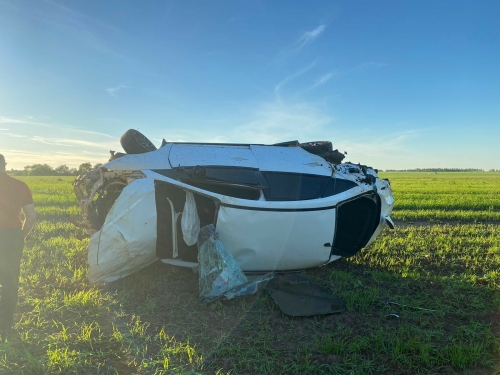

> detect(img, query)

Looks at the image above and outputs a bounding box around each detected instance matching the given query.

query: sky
[0,0,499,170]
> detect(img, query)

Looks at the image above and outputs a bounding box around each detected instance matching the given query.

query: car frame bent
[74,140,394,274]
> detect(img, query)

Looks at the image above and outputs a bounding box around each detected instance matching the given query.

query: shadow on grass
[101,250,499,375]
[3,224,498,375]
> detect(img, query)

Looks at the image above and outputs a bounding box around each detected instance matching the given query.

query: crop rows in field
[0,173,498,374]
[5,220,500,374]
[381,172,500,222]
[17,177,81,219]
[21,173,500,223]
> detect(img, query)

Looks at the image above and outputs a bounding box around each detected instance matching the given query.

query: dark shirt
[0,173,33,229]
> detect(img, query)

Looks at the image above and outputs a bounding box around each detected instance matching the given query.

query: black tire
[108,151,127,161]
[299,141,333,155]
[320,149,345,164]
[120,129,157,154]
[272,140,300,147]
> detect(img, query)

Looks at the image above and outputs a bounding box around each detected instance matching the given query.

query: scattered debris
[197,225,345,315]
[386,313,400,319]
[198,225,273,302]
[386,301,437,313]
[266,274,345,316]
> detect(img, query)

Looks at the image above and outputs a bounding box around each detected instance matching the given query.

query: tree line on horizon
[6,162,102,177]
[384,168,498,172]
[6,165,499,176]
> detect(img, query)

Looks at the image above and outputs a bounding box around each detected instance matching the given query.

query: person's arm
[21,203,36,240]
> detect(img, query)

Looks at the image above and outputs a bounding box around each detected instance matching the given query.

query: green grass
[381,172,500,222]
[0,173,498,374]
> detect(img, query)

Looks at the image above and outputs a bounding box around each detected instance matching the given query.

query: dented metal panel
[168,144,258,168]
[250,145,333,176]
[215,205,336,271]
[104,144,173,171]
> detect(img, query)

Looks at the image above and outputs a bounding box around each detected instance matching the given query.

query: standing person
[0,154,36,341]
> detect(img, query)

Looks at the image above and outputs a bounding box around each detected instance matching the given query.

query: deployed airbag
[88,178,158,282]
[181,191,200,246]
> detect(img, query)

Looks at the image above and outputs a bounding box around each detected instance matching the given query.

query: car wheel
[120,129,157,154]
[320,150,345,164]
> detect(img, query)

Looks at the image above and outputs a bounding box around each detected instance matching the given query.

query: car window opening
[155,182,217,262]
[261,172,331,201]
[173,166,262,200]
[172,168,359,202]
[331,192,381,257]
[180,179,262,200]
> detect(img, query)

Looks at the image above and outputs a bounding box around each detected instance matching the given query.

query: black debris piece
[266,274,345,316]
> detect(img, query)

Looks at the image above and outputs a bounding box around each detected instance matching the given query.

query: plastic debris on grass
[197,225,273,302]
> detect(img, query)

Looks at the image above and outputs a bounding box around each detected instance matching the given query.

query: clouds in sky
[336,129,422,157]
[0,116,119,168]
[235,101,332,145]
[0,116,115,138]
[178,98,422,171]
[1,150,106,169]
[106,84,129,97]
[297,25,326,50]
[0,116,51,128]
[233,102,420,156]
[274,61,317,98]
[277,24,326,62]
[31,135,117,150]
[2,132,27,138]
[305,72,335,92]
[257,21,413,167]
[273,23,338,100]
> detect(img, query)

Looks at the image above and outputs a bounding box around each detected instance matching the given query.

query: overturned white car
[74,130,394,282]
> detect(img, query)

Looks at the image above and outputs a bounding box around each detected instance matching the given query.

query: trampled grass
[0,173,498,374]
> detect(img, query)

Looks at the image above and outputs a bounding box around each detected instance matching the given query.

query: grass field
[386,172,500,222]
[0,173,499,374]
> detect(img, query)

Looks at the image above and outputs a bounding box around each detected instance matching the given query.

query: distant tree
[54,165,71,176]
[77,162,93,176]
[384,168,484,172]
[7,168,25,176]
[24,164,57,176]
[7,162,99,176]
[93,163,103,169]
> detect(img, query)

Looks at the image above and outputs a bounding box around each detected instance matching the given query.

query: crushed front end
[73,168,145,234]
[329,162,394,258]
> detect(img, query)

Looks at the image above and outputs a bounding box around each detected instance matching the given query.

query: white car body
[74,142,394,281]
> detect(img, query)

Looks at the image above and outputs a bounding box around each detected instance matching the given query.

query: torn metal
[73,130,395,282]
